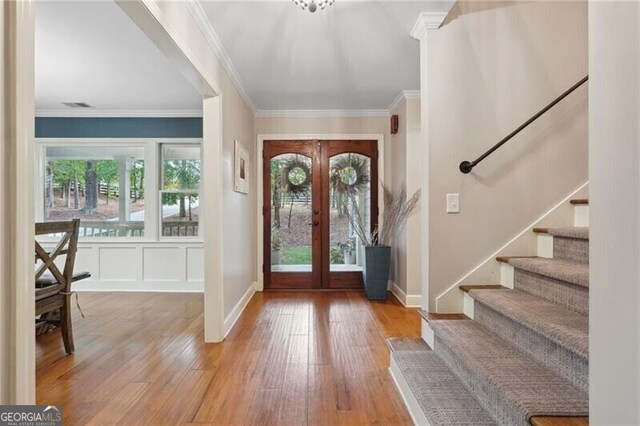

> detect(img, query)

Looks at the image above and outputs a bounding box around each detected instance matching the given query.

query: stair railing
[459,75,588,174]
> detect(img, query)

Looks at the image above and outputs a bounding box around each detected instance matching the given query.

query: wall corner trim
[410,12,449,40]
[223,282,257,338]
[387,90,420,115]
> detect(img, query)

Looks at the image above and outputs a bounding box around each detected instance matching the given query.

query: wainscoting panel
[99,247,140,281]
[143,247,183,281]
[40,241,204,292]
[186,247,204,281]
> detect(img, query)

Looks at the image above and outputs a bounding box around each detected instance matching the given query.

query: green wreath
[330,155,370,195]
[282,156,312,196]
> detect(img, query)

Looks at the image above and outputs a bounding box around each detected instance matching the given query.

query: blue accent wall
[35,117,203,138]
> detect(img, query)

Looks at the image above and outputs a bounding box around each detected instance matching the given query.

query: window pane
[44,146,145,237]
[162,146,201,190]
[162,192,199,237]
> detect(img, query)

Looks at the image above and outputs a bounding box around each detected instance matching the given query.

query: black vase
[363,246,391,300]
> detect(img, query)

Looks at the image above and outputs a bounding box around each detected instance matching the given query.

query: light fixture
[292,0,334,13]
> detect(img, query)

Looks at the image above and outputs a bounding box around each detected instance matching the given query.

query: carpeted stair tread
[430,320,588,423]
[393,350,497,425]
[547,227,589,240]
[386,337,430,352]
[508,257,589,287]
[469,289,588,359]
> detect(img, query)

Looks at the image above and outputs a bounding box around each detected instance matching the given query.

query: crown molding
[256,89,421,118]
[387,90,420,114]
[35,109,203,118]
[255,109,390,118]
[185,1,256,114]
[410,12,449,40]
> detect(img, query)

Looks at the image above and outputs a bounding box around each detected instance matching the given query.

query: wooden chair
[35,219,88,354]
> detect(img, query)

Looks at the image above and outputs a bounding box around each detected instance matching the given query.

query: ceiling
[200,1,450,111]
[35,1,202,115]
[36,0,450,115]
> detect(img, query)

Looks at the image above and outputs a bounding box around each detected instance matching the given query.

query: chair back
[35,219,81,294]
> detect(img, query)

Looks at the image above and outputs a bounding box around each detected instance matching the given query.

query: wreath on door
[282,156,312,196]
[330,155,370,196]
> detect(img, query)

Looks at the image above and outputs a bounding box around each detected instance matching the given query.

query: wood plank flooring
[36,291,419,425]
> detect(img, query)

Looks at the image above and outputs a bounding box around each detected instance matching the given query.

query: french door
[263,140,378,290]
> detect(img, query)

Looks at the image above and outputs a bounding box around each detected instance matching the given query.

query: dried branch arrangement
[344,183,421,247]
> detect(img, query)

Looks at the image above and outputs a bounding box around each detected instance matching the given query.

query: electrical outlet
[446,193,460,213]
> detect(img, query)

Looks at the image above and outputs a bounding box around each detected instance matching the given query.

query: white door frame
[4,0,36,404]
[255,133,385,291]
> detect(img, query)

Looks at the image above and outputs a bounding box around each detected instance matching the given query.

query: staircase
[389,198,590,425]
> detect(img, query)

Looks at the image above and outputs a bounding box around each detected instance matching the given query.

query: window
[160,145,201,237]
[38,140,202,240]
[44,146,146,237]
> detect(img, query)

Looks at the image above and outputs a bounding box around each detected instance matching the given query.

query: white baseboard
[389,357,430,425]
[223,282,257,338]
[390,282,422,307]
[74,280,204,292]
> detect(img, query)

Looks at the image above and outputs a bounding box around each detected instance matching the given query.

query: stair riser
[573,205,589,227]
[474,302,588,392]
[421,318,435,349]
[553,237,589,264]
[434,336,529,426]
[514,269,588,315]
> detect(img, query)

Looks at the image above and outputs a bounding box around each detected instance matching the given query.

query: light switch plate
[446,193,460,213]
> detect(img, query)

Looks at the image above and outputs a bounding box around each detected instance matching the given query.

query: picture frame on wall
[234,140,249,194]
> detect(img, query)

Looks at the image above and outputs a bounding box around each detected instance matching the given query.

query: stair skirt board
[390,356,432,426]
[433,182,588,313]
[390,351,496,426]
[473,301,588,392]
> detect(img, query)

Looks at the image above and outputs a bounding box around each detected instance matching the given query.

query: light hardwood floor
[36,291,420,425]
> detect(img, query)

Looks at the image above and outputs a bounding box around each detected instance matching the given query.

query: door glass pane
[270,154,313,272]
[329,153,371,272]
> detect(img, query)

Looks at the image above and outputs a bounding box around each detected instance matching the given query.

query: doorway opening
[263,139,378,290]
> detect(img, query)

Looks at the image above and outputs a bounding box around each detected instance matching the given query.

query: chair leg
[60,300,75,354]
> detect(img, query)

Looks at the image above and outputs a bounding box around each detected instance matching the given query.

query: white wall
[589,1,640,423]
[389,97,422,305]
[121,1,257,328]
[423,1,588,311]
